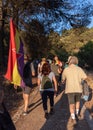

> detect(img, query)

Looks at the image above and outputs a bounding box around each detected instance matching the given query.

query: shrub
[77,41,93,69]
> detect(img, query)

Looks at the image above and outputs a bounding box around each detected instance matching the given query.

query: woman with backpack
[37,62,57,119]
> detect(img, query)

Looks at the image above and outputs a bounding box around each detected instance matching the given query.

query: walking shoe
[22,111,28,116]
[50,108,55,115]
[72,119,77,125]
[44,112,49,119]
[69,117,77,125]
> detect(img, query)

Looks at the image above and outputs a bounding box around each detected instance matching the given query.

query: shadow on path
[28,98,42,113]
[40,92,91,130]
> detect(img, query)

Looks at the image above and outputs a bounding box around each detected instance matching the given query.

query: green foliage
[77,41,93,68]
[54,47,68,62]
[20,20,51,59]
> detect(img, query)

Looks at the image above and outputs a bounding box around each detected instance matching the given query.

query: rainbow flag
[4,19,24,86]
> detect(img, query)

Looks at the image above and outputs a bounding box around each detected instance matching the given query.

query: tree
[0,1,6,69]
[3,0,93,33]
[1,0,93,66]
[77,41,93,68]
[30,0,93,33]
[21,19,50,59]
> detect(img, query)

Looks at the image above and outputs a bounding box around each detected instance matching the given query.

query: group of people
[21,55,89,125]
[22,55,63,117]
[0,54,89,129]
[37,55,88,124]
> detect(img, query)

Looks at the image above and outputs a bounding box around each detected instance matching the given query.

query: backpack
[41,75,53,89]
[23,61,32,87]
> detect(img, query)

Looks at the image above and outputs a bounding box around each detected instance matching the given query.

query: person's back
[37,62,57,119]
[51,63,59,76]
[62,57,87,94]
[23,61,32,87]
[62,56,87,124]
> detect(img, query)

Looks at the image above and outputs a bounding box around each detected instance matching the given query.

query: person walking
[37,62,57,119]
[51,59,62,94]
[54,55,62,67]
[22,57,35,115]
[53,56,63,93]
[37,58,46,75]
[62,56,88,124]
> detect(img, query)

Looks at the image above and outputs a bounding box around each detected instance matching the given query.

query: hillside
[59,27,93,54]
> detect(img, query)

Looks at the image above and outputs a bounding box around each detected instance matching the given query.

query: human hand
[14,84,18,89]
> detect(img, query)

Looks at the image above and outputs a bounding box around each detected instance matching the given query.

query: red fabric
[4,19,16,81]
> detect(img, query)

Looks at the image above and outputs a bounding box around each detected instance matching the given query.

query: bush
[77,41,93,69]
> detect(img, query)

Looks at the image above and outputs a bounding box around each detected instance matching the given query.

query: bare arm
[84,77,93,87]
[52,75,57,92]
[58,67,62,74]
[38,65,40,74]
[31,63,35,76]
[37,78,41,88]
[32,71,35,76]
[61,69,66,84]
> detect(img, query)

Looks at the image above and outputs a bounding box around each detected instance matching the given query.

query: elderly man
[62,56,87,124]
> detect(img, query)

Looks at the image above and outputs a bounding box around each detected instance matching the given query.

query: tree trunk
[0,1,5,70]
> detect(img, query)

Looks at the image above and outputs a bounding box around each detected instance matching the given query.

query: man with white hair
[62,56,87,125]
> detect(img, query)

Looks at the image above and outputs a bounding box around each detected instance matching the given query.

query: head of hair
[42,62,51,75]
[67,56,72,63]
[54,55,58,60]
[42,57,46,62]
[69,56,78,65]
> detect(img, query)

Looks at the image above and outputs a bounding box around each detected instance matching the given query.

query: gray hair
[69,56,78,65]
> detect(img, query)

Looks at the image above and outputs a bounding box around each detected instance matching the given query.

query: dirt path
[15,86,90,130]
[2,71,93,130]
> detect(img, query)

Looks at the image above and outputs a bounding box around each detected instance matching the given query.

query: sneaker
[23,111,28,116]
[44,112,49,119]
[69,117,77,125]
[72,119,77,125]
